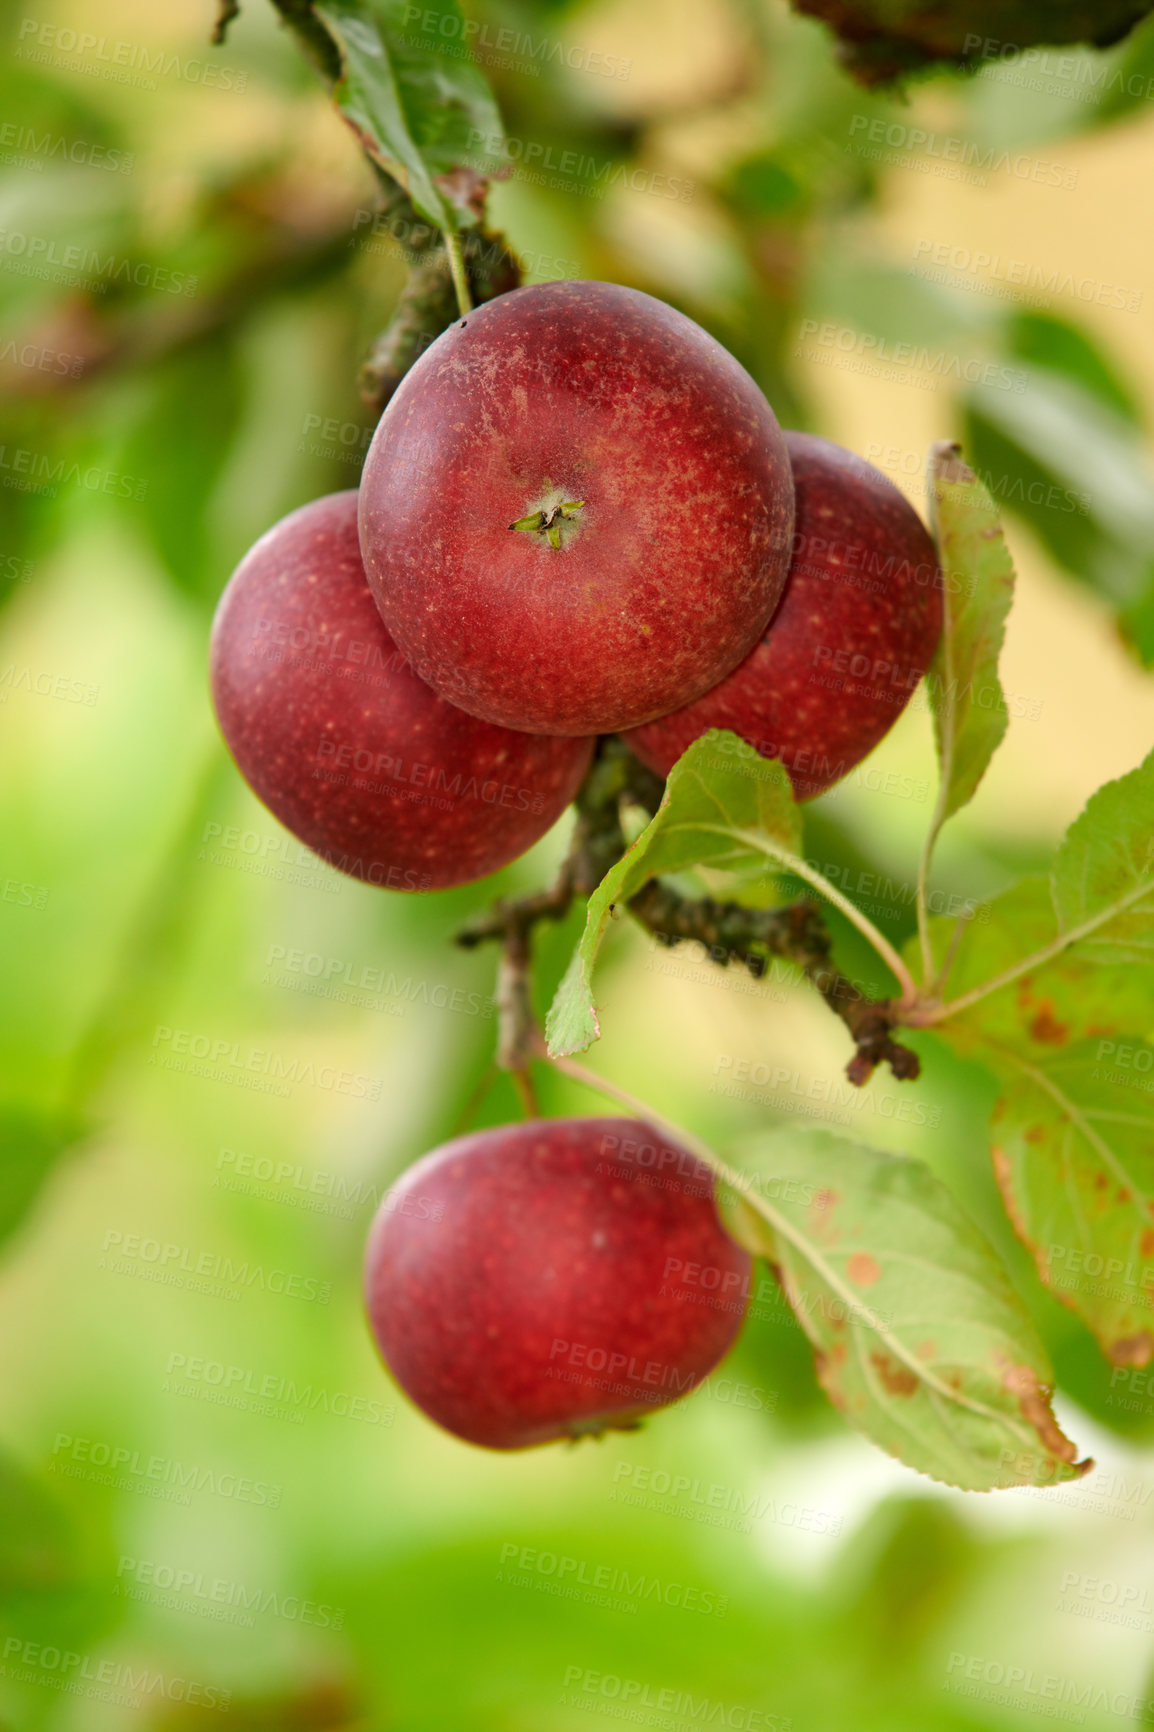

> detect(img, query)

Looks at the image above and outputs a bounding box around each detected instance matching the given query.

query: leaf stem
[915,812,944,989]
[727,828,919,1004]
[443,229,473,317]
[935,908,973,999]
[541,1049,1029,1431]
[916,880,1151,1025]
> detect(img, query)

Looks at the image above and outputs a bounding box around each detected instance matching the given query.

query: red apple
[626,432,943,798]
[358,281,795,736]
[210,491,593,891]
[364,1117,751,1449]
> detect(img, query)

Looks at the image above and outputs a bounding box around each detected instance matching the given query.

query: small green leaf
[720,1126,1090,1491]
[545,732,800,1057]
[988,1041,1154,1368]
[312,0,504,231]
[546,524,561,550]
[1051,745,1154,963]
[911,878,1152,1060]
[925,442,1017,828]
[509,513,544,533]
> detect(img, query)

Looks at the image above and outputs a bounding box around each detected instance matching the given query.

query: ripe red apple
[364,1117,751,1449]
[358,280,795,736]
[626,432,943,798]
[210,491,593,891]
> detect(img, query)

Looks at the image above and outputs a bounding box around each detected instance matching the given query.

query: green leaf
[988,1041,1154,1368]
[911,878,1153,1060]
[925,442,1017,830]
[313,0,503,231]
[1005,312,1140,425]
[720,1126,1089,1491]
[119,335,245,607]
[965,368,1154,597]
[0,1447,76,1601]
[545,733,801,1058]
[0,1108,83,1260]
[1051,746,1154,964]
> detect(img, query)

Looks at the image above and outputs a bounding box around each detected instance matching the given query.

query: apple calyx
[509,493,586,550]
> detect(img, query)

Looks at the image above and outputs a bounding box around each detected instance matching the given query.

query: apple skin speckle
[358,281,795,737]
[627,432,943,799]
[364,1117,752,1449]
[210,490,593,891]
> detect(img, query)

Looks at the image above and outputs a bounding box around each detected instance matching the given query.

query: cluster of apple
[209,279,943,1451]
[210,280,942,897]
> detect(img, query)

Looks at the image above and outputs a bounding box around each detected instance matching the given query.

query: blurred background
[3,0,1154,1725]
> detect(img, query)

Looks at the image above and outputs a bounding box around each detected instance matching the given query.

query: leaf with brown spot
[1029,1005,1070,1045]
[906,877,1153,1060]
[870,1353,918,1397]
[1109,1332,1154,1367]
[719,1126,1087,1491]
[987,1040,1154,1367]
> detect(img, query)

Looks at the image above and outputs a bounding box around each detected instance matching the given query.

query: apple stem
[511,1069,541,1119]
[443,228,473,319]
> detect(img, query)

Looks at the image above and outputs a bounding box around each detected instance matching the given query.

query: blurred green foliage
[2,0,1154,1727]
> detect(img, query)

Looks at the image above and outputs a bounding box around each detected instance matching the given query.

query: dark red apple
[357,280,795,736]
[626,432,943,798]
[210,491,593,891]
[364,1117,751,1449]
